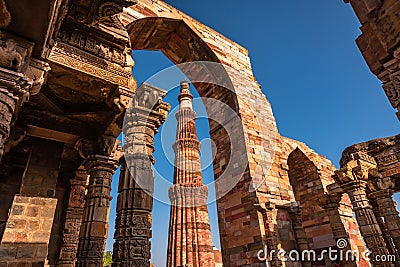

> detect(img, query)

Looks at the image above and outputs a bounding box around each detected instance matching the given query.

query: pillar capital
[74,135,123,162]
[254,202,276,212]
[70,169,89,185]
[334,153,379,192]
[123,83,170,164]
[83,154,119,173]
[368,176,395,199]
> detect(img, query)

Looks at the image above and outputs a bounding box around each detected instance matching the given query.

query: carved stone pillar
[112,83,169,267]
[75,155,118,267]
[0,32,49,161]
[255,203,281,267]
[318,194,356,267]
[57,169,88,267]
[288,207,312,267]
[0,68,30,160]
[370,200,400,267]
[335,154,393,267]
[369,176,400,261]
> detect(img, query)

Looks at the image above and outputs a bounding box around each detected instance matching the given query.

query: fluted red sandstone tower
[166,81,215,267]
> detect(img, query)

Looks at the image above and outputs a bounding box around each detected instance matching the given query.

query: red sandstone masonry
[121,1,368,266]
[0,195,57,266]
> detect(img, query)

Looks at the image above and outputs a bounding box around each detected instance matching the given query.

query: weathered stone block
[25,207,39,217]
[14,231,29,243]
[34,244,48,258]
[7,219,27,229]
[40,219,53,231]
[27,220,40,231]
[11,205,25,216]
[32,232,51,243]
[16,246,37,259]
[89,222,107,237]
[0,247,16,259]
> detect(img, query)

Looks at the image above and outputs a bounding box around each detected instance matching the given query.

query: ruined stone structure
[331,1,400,267]
[0,0,394,266]
[166,81,215,267]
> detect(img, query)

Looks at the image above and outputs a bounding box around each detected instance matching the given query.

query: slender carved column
[112,83,169,267]
[318,194,356,267]
[288,207,312,267]
[255,203,280,267]
[370,200,400,266]
[76,155,118,267]
[335,154,393,267]
[57,169,88,267]
[369,176,400,261]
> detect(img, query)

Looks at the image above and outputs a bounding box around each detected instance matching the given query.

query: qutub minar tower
[166,81,216,267]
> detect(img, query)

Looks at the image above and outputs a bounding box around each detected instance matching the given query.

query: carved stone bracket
[339,135,400,184]
[74,135,123,161]
[0,31,34,73]
[335,153,378,186]
[26,58,51,96]
[123,83,170,162]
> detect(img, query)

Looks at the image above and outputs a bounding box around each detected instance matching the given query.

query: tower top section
[178,81,193,109]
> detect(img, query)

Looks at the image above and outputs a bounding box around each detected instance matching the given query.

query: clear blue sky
[106,1,400,266]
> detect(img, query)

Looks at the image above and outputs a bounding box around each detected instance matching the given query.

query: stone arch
[287,148,368,267]
[287,148,325,206]
[117,2,279,265]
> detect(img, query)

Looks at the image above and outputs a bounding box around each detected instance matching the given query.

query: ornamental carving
[383,73,400,108]
[69,185,86,208]
[67,0,137,26]
[0,0,11,28]
[334,157,378,185]
[0,32,34,73]
[57,30,127,65]
[48,42,132,88]
[375,6,400,50]
[368,177,395,193]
